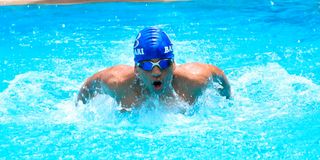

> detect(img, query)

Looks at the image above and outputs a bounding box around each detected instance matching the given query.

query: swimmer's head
[133,27,174,63]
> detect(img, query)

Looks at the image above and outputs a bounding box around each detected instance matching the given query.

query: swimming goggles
[137,59,173,71]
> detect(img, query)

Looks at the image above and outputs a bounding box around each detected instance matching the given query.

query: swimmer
[77,27,231,110]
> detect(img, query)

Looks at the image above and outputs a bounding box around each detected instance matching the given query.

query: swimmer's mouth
[153,81,162,90]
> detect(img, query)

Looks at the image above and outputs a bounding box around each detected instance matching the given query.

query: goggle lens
[138,59,173,71]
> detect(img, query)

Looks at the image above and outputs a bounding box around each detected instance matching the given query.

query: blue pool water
[1,0,320,159]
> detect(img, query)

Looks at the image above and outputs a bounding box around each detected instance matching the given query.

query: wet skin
[77,59,231,109]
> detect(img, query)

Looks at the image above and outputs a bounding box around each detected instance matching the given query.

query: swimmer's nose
[151,66,161,77]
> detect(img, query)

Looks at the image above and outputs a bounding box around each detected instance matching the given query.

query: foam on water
[1,1,320,158]
[1,60,319,158]
[1,61,319,125]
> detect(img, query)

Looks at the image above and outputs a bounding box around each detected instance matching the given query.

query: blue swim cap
[133,27,174,63]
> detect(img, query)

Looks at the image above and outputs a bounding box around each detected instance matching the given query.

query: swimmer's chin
[118,107,132,113]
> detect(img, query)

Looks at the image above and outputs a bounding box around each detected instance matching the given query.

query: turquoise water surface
[1,0,320,159]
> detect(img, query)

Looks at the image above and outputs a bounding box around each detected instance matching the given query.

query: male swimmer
[77,27,231,110]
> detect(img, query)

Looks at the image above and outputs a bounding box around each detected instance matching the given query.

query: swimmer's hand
[218,86,231,99]
[211,67,231,99]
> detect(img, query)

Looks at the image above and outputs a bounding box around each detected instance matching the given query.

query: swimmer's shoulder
[173,63,214,103]
[174,62,214,85]
[92,65,135,87]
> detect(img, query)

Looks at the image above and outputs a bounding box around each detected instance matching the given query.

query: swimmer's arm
[209,65,231,99]
[76,72,105,105]
[76,67,119,105]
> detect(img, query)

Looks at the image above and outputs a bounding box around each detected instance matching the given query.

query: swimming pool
[1,0,319,159]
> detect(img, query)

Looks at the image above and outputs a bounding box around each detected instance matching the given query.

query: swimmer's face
[135,59,175,94]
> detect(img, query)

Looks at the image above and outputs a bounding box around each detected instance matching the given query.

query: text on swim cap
[164,45,173,53]
[134,33,141,48]
[134,48,144,55]
[134,45,172,56]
